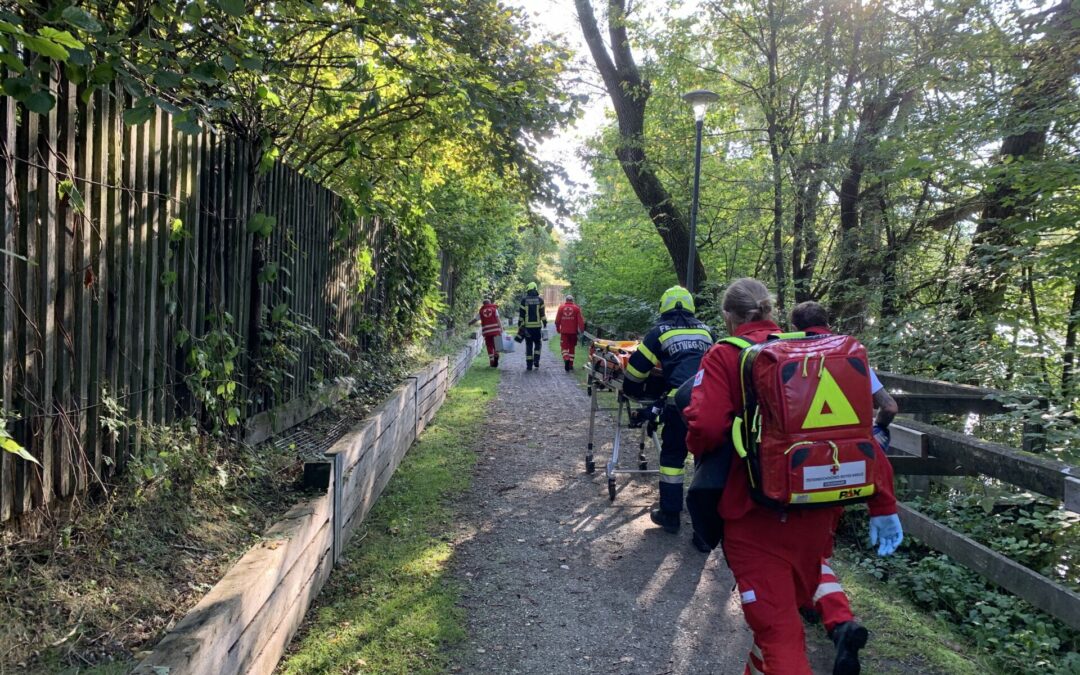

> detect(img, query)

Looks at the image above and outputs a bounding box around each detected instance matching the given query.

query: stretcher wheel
[586,386,592,396]
[586,459,595,474]
[639,460,648,470]
[608,478,616,501]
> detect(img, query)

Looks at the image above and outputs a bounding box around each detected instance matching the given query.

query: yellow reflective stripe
[722,336,752,350]
[625,362,649,380]
[732,417,747,458]
[659,328,712,342]
[771,331,807,339]
[788,485,875,505]
[636,341,660,366]
[659,465,685,476]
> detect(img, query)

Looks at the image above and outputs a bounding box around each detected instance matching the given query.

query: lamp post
[681,89,719,294]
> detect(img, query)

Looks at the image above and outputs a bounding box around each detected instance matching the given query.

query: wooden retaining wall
[133,335,481,675]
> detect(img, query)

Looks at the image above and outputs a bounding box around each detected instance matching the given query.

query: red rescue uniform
[554,301,585,365]
[685,320,897,674]
[478,302,502,366]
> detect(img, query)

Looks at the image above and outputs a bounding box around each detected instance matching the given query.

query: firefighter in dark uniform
[622,286,713,547]
[518,282,548,371]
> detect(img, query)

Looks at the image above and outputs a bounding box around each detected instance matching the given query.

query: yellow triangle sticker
[802,367,860,429]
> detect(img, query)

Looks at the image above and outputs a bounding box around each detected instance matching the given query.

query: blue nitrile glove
[869,514,904,556]
[872,425,891,452]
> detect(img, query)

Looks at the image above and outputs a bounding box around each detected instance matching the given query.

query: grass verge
[807,553,990,675]
[277,356,499,675]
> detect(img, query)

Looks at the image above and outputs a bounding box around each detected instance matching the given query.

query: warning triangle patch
[802,367,860,429]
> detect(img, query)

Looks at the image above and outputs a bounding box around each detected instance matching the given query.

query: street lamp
[681,89,719,294]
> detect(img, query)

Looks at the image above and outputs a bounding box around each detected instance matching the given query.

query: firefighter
[623,286,713,549]
[468,296,503,367]
[518,282,547,371]
[554,294,585,371]
[684,278,902,675]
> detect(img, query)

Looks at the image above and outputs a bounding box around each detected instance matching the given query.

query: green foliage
[178,313,242,432]
[0,408,38,466]
[840,501,1079,674]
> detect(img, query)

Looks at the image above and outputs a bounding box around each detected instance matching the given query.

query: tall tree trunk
[1063,278,1080,396]
[575,0,706,291]
[957,3,1080,321]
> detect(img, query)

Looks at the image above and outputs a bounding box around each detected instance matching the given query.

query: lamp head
[682,89,720,122]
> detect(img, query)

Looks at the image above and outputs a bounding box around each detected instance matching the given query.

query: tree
[575,0,706,291]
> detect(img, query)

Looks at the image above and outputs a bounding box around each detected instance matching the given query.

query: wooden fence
[0,76,398,524]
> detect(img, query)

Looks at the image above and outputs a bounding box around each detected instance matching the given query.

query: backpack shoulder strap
[719,336,753,350]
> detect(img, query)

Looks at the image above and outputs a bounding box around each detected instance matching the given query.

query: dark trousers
[524,327,542,367]
[658,407,689,513]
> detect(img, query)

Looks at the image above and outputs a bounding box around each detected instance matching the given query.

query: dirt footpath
[449,342,839,674]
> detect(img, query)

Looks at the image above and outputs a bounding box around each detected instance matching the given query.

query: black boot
[564,360,572,371]
[691,531,712,553]
[830,621,868,675]
[649,507,680,534]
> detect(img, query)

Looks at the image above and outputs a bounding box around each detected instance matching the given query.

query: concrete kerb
[133,334,482,675]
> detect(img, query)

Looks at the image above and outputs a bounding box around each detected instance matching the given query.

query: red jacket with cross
[554,301,585,335]
[478,302,502,336]
[683,320,897,521]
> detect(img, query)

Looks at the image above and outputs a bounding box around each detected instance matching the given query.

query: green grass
[805,553,992,674]
[277,356,500,675]
[547,334,589,385]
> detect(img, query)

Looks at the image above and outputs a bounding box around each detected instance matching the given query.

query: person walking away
[468,296,503,368]
[555,294,585,371]
[623,286,714,550]
[684,278,902,675]
[788,300,899,661]
[519,282,548,371]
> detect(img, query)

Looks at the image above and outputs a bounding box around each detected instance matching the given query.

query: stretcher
[584,335,667,501]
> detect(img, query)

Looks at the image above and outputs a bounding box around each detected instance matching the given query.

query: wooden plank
[1065,477,1080,515]
[893,394,1016,416]
[243,376,355,446]
[0,80,15,520]
[133,493,331,674]
[888,456,976,476]
[222,519,332,675]
[899,418,1077,502]
[14,84,34,512]
[877,372,1043,404]
[87,87,108,482]
[55,72,76,498]
[889,424,928,458]
[143,108,161,426]
[897,503,1080,631]
[239,544,333,675]
[38,65,59,507]
[104,85,124,473]
[73,81,92,494]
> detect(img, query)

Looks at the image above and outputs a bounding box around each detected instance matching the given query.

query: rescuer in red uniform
[683,278,902,675]
[554,294,585,371]
[469,297,503,367]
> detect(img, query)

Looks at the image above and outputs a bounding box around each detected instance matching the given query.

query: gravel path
[449,342,837,674]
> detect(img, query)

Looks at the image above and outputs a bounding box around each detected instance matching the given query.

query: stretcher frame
[583,335,663,501]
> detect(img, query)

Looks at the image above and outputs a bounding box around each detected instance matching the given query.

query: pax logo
[838,488,863,499]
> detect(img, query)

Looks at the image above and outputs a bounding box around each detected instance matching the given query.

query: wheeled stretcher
[583,336,668,501]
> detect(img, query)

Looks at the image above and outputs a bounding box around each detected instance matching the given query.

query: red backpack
[724,332,879,509]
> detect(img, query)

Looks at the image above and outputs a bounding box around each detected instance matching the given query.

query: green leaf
[0,436,39,466]
[123,104,154,126]
[57,179,85,212]
[37,27,83,50]
[89,62,114,85]
[21,35,69,61]
[169,218,185,241]
[24,90,55,114]
[225,407,240,426]
[153,70,182,88]
[217,0,246,18]
[271,303,288,322]
[61,6,102,33]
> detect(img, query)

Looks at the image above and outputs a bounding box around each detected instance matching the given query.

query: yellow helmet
[526,282,538,291]
[659,286,695,314]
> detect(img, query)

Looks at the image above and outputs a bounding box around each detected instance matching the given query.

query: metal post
[686,117,705,293]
